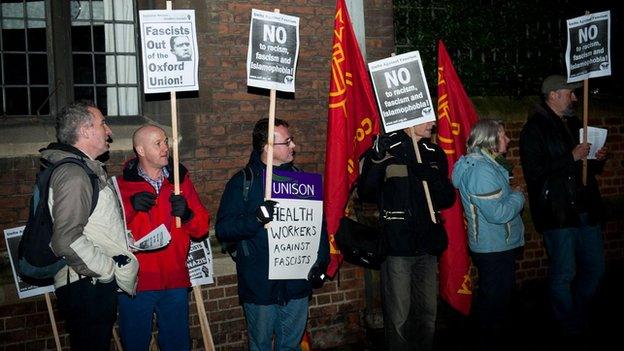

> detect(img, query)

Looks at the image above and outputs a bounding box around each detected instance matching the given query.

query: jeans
[118,288,190,351]
[55,279,117,351]
[471,249,518,351]
[243,297,308,351]
[543,215,605,335]
[381,254,438,351]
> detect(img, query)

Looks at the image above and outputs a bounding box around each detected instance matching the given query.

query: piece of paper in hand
[579,127,607,159]
[129,224,171,251]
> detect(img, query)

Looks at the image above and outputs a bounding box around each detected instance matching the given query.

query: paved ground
[325,260,624,351]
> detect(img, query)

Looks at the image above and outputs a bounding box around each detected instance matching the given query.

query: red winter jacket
[116,159,210,292]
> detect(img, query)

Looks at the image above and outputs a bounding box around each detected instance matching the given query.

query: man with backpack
[43,101,138,350]
[115,124,210,350]
[215,118,329,351]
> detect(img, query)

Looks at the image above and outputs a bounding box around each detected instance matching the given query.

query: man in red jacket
[116,124,210,350]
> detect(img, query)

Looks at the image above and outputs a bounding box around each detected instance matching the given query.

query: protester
[46,101,138,350]
[452,119,525,350]
[520,75,608,344]
[215,118,329,351]
[357,121,455,351]
[116,124,210,350]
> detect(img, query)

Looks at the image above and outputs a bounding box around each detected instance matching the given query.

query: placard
[139,9,199,93]
[368,51,435,133]
[267,171,322,280]
[246,9,300,92]
[187,239,214,287]
[3,226,55,299]
[565,11,611,82]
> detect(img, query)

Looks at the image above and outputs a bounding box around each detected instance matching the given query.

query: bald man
[115,124,210,351]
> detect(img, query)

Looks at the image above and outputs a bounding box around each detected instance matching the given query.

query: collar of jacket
[122,157,188,183]
[40,142,91,160]
[247,149,298,172]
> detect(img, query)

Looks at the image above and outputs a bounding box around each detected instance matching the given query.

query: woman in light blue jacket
[452,119,525,351]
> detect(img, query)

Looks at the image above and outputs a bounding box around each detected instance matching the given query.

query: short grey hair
[56,101,96,145]
[466,119,505,153]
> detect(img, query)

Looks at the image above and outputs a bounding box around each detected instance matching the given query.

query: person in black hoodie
[358,121,455,351]
[519,75,609,344]
[215,118,329,351]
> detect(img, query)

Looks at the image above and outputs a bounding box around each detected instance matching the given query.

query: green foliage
[393,0,614,97]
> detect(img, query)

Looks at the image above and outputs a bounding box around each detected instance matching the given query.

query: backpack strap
[242,166,253,202]
[46,158,100,215]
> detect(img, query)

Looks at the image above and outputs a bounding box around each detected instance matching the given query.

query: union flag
[436,40,477,315]
[324,0,380,278]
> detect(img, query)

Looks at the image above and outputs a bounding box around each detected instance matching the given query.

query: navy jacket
[215,150,329,305]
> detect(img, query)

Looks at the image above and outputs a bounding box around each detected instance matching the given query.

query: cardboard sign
[187,239,214,287]
[3,226,55,299]
[246,9,300,92]
[267,171,322,280]
[369,51,435,133]
[139,9,199,93]
[566,11,611,82]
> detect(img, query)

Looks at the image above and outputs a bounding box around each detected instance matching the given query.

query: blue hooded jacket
[215,150,329,305]
[452,149,525,253]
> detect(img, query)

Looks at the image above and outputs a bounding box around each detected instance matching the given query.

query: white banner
[246,9,300,92]
[139,9,199,93]
[187,239,214,287]
[369,51,435,133]
[565,11,611,82]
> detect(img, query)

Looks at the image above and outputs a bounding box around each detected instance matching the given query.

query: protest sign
[3,226,54,299]
[139,9,199,93]
[187,239,214,286]
[566,11,611,82]
[246,9,300,92]
[267,171,323,280]
[369,51,435,133]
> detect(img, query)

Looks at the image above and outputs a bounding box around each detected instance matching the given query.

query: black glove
[131,191,156,212]
[307,266,327,289]
[112,255,130,268]
[412,163,442,182]
[256,200,278,225]
[170,194,193,222]
[373,134,402,159]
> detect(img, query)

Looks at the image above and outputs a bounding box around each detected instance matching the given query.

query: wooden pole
[408,127,437,224]
[193,286,215,351]
[44,293,62,351]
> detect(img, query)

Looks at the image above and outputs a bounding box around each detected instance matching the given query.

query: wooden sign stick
[409,127,437,224]
[44,293,62,351]
[582,77,589,185]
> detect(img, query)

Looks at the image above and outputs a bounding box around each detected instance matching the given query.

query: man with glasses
[216,118,329,351]
[520,75,609,346]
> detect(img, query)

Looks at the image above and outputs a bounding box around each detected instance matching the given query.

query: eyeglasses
[273,137,294,146]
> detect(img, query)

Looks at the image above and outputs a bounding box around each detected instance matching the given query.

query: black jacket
[358,131,455,256]
[519,102,605,232]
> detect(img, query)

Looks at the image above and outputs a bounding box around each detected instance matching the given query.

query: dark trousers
[56,278,118,351]
[471,249,517,351]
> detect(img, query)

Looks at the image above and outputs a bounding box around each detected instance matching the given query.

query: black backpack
[219,167,253,261]
[17,157,99,286]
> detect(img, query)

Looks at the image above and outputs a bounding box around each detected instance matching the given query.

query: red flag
[324,0,380,278]
[436,40,477,315]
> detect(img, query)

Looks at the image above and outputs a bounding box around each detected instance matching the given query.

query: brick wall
[1,1,624,350]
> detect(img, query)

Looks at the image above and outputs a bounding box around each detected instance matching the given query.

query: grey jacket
[42,144,137,294]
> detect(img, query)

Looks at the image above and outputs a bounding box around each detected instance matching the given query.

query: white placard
[565,11,611,83]
[139,9,199,93]
[246,9,300,92]
[187,239,214,286]
[579,126,608,160]
[3,226,55,299]
[368,51,436,133]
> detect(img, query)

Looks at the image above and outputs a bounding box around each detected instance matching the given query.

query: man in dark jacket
[215,118,329,351]
[358,122,455,351]
[519,75,608,341]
